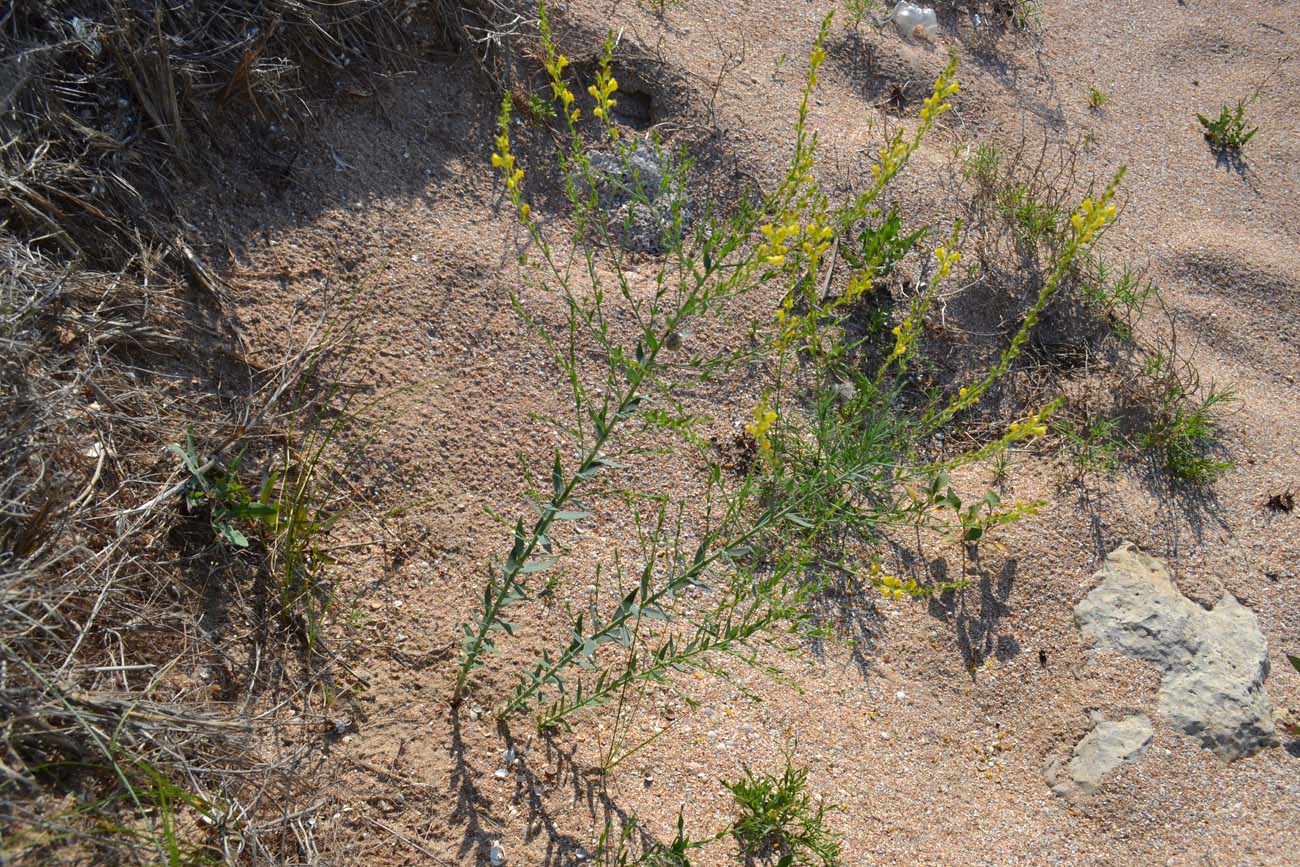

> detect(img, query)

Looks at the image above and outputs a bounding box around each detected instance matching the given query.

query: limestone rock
[1047,713,1153,797]
[1075,543,1279,760]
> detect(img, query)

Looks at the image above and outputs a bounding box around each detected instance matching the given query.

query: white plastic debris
[488,841,507,866]
[894,3,939,40]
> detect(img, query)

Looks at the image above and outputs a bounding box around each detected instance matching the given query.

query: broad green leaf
[218,524,249,548]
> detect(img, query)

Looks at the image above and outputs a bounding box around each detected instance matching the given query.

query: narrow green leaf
[551,510,593,520]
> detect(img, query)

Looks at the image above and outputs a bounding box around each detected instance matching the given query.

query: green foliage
[1053,413,1121,479]
[604,810,711,867]
[170,386,354,647]
[1079,256,1157,339]
[1087,87,1108,109]
[999,182,1065,248]
[1198,99,1258,151]
[841,0,885,31]
[1131,342,1234,484]
[841,204,928,278]
[526,90,556,124]
[1140,381,1234,484]
[170,430,275,548]
[462,7,1129,754]
[961,141,1002,188]
[724,754,841,867]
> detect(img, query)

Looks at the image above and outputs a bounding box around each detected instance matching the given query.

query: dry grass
[0,1,505,862]
[0,230,344,865]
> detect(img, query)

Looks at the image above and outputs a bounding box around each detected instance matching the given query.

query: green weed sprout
[1198,99,1258,151]
[725,753,841,867]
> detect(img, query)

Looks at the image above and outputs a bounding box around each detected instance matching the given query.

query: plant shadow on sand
[448,715,674,866]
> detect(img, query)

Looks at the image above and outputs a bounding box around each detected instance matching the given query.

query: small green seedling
[170,429,275,547]
[725,753,841,867]
[1197,99,1258,151]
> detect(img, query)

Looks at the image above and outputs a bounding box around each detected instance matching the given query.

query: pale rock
[1074,543,1279,760]
[1046,712,1153,797]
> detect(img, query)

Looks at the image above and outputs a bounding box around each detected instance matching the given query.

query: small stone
[494,768,508,780]
[1047,714,1153,797]
[488,841,507,866]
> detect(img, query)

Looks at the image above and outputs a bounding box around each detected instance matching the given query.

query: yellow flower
[744,400,779,455]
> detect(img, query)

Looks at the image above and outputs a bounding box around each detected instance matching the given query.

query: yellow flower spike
[959,387,968,398]
[519,203,531,220]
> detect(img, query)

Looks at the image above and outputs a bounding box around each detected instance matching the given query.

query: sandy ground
[184,0,1300,864]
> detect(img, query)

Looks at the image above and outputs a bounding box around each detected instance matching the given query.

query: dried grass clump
[1,0,499,270]
[0,235,333,864]
[0,1,489,861]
